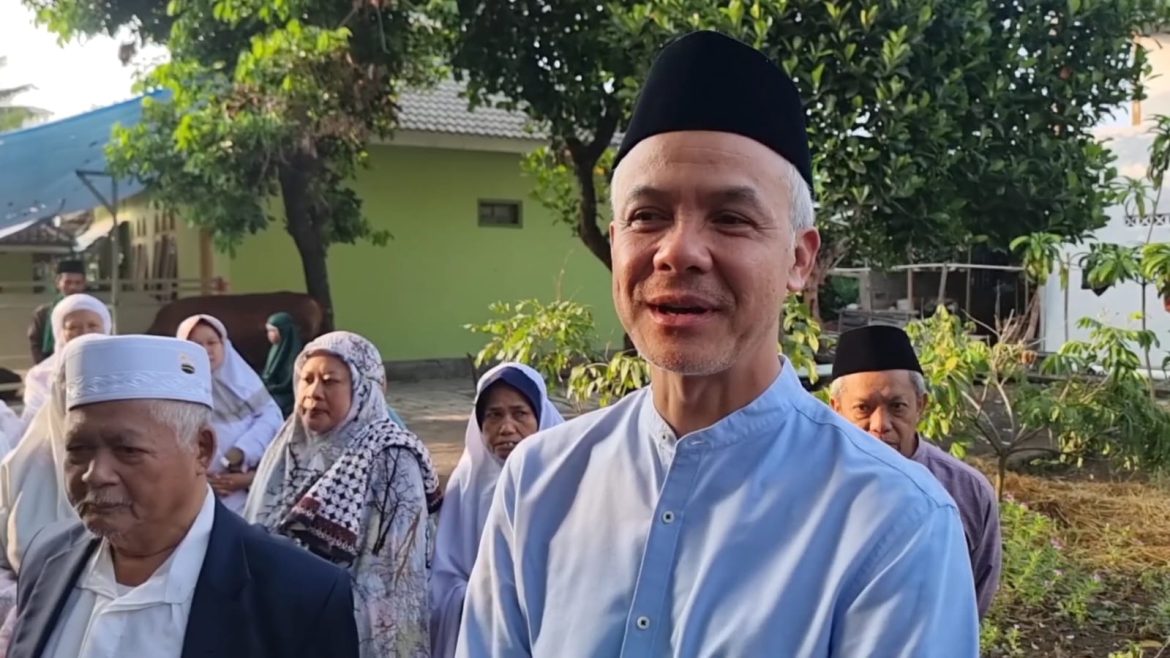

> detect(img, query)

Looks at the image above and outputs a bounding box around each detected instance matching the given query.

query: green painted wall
[0,253,34,286]
[226,144,621,361]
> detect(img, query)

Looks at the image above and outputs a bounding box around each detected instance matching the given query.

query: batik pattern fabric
[244,331,437,657]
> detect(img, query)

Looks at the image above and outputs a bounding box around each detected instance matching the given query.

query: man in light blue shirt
[457,30,979,658]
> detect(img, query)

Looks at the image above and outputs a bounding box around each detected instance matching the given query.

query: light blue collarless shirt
[457,359,978,657]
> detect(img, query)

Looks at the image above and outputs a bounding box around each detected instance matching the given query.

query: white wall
[1041,35,1170,371]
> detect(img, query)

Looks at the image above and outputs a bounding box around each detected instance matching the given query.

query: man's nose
[868,408,893,434]
[82,452,118,487]
[652,218,713,273]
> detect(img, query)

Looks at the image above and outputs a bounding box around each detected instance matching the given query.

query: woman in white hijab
[177,314,283,514]
[0,404,20,460]
[429,362,564,658]
[0,333,109,649]
[245,331,442,658]
[19,293,111,424]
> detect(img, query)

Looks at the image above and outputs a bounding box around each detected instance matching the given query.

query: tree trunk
[278,161,336,333]
[565,113,619,272]
[565,114,625,351]
[803,241,848,323]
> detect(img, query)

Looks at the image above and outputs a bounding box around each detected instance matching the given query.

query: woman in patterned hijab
[244,331,441,658]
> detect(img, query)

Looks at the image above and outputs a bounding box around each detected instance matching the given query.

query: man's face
[60,309,105,344]
[830,370,927,456]
[64,399,213,544]
[56,273,86,295]
[609,131,819,375]
[480,383,539,461]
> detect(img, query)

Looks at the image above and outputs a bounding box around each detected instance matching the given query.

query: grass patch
[980,465,1170,657]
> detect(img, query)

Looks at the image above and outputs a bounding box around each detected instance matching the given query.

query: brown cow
[146,292,324,371]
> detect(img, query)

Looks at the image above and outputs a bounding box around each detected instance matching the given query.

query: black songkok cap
[832,325,923,380]
[56,259,85,275]
[615,30,812,188]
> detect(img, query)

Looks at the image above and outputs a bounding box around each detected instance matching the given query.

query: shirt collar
[909,434,933,462]
[80,486,216,607]
[639,356,802,451]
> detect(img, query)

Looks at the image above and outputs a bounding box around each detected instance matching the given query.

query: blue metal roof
[0,93,159,230]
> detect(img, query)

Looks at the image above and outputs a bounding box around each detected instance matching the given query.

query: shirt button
[636,616,651,630]
[662,511,675,524]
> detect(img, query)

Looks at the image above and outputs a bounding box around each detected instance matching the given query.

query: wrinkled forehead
[611,131,791,205]
[840,370,920,399]
[297,333,384,384]
[62,309,103,325]
[65,399,158,436]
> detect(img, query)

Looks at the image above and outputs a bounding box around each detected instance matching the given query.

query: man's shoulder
[22,520,88,571]
[918,439,997,506]
[233,515,350,593]
[786,394,960,512]
[510,390,645,462]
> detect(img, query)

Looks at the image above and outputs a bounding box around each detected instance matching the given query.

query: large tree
[27,0,444,330]
[446,0,1167,317]
[0,56,49,131]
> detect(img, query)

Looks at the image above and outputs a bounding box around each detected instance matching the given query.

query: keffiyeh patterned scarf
[249,331,441,566]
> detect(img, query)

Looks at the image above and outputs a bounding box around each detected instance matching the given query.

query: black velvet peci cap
[56,259,84,275]
[615,30,812,188]
[831,325,923,379]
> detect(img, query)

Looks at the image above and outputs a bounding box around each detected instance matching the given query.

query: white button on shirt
[44,487,216,658]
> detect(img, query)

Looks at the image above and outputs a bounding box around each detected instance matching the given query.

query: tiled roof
[397,80,547,141]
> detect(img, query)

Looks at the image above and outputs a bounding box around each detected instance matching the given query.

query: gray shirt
[912,437,1002,618]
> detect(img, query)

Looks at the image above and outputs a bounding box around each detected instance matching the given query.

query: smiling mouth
[649,304,712,315]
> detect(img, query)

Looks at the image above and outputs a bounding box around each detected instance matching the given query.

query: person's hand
[209,471,255,497]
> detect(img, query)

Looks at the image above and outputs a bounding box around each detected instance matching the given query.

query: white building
[1042,35,1170,373]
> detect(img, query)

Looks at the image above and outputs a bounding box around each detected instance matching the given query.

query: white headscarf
[0,403,19,460]
[0,333,110,574]
[20,294,112,424]
[429,363,563,658]
[176,314,271,423]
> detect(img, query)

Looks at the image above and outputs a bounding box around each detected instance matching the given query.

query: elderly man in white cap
[6,335,359,658]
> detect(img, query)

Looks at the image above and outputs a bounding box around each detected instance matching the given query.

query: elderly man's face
[609,131,819,375]
[830,370,927,457]
[64,399,214,544]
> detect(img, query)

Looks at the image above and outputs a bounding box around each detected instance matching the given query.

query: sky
[0,0,167,123]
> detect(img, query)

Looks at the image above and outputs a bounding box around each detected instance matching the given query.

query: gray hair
[145,400,212,452]
[829,370,927,401]
[781,157,815,231]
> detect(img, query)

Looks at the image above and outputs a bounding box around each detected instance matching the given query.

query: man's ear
[785,228,821,293]
[195,427,217,474]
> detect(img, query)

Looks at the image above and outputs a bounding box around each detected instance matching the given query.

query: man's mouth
[649,304,710,315]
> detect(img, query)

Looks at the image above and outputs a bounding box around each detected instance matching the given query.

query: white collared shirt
[44,487,216,658]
